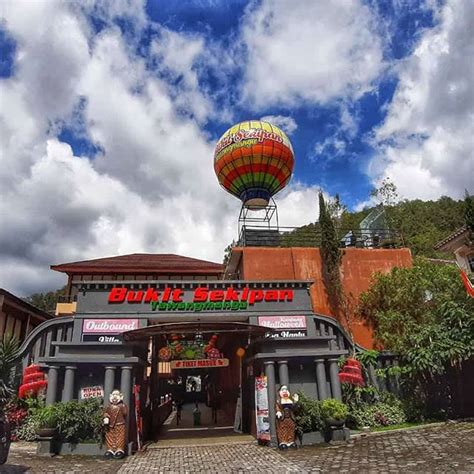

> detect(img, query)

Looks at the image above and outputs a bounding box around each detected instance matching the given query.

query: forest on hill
[341,196,465,258]
[278,195,466,259]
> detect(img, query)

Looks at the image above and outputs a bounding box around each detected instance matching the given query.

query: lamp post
[235,347,245,433]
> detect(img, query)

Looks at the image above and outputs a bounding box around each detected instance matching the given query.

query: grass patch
[371,422,436,432]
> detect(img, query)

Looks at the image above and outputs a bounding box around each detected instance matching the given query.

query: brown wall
[239,247,413,348]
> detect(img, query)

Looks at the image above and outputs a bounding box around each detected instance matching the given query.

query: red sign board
[82,319,139,334]
[258,315,306,329]
[107,287,293,305]
[170,358,229,369]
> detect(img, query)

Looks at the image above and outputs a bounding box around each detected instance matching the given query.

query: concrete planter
[37,439,105,456]
[300,431,325,446]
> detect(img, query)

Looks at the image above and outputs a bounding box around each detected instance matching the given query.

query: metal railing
[238,225,403,248]
[57,295,78,303]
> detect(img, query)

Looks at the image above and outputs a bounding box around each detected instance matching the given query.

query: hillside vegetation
[282,196,465,259]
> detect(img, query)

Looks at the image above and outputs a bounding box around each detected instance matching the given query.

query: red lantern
[18,364,47,399]
[338,358,365,386]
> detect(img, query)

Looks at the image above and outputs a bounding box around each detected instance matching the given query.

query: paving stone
[2,422,474,473]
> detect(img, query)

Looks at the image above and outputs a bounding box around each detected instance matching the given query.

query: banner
[258,315,306,329]
[80,385,104,400]
[255,376,271,442]
[170,358,229,369]
[82,319,139,334]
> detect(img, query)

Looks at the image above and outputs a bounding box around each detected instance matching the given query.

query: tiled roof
[434,226,468,250]
[0,288,53,320]
[51,253,224,275]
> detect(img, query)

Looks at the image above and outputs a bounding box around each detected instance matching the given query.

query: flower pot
[327,418,345,429]
[0,418,11,465]
[36,427,57,438]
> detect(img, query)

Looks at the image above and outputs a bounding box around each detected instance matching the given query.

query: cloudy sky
[0,0,473,296]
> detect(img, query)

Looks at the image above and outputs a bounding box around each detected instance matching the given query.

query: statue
[103,390,128,458]
[275,385,299,449]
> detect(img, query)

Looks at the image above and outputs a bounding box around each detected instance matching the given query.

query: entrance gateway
[20,279,351,450]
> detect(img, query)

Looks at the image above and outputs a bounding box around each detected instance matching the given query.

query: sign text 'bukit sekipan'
[107,286,294,312]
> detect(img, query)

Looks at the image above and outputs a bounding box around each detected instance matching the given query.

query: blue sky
[0,0,472,294]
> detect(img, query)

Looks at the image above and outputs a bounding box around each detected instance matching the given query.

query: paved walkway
[2,422,473,473]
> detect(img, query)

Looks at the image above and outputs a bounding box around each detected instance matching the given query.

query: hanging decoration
[18,364,47,399]
[338,358,365,386]
[159,333,223,361]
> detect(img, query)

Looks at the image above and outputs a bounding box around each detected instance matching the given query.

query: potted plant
[0,413,11,465]
[294,392,324,446]
[35,406,58,438]
[320,399,348,429]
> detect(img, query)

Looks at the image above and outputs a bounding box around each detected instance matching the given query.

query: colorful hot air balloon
[214,120,294,208]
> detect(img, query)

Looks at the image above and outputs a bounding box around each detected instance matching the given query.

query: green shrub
[16,414,40,441]
[320,399,348,422]
[36,405,58,428]
[349,401,406,428]
[18,398,103,444]
[54,399,104,444]
[294,392,323,436]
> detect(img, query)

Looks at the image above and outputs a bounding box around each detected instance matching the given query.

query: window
[468,254,474,273]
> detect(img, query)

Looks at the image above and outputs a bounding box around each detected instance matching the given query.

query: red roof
[51,253,224,275]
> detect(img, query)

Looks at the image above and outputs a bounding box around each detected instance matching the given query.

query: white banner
[255,376,271,442]
[80,385,104,399]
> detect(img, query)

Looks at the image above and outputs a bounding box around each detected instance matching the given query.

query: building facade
[18,248,408,451]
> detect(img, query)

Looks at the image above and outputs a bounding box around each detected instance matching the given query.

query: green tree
[319,191,343,310]
[223,240,236,266]
[464,190,474,233]
[0,335,19,412]
[25,286,66,313]
[359,258,474,376]
[370,177,399,207]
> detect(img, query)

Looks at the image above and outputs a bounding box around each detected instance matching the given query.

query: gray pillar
[377,360,387,392]
[62,366,76,402]
[120,366,133,454]
[315,359,328,400]
[104,366,116,403]
[264,361,277,445]
[368,364,379,391]
[46,366,59,406]
[329,359,342,401]
[120,366,133,410]
[384,359,393,393]
[277,360,289,387]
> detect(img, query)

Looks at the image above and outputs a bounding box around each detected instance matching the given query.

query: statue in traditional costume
[103,390,128,458]
[275,385,299,449]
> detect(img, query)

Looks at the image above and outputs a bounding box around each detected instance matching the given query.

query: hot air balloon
[214,120,294,209]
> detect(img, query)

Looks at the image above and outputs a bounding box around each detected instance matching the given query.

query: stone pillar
[46,366,59,406]
[62,366,76,402]
[264,361,277,445]
[384,359,393,393]
[120,366,133,410]
[329,359,342,400]
[277,360,289,387]
[120,366,133,455]
[104,366,117,403]
[315,359,328,400]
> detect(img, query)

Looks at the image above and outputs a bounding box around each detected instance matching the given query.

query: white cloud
[369,0,474,200]
[0,1,321,297]
[260,115,297,135]
[240,0,384,108]
[276,184,320,227]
